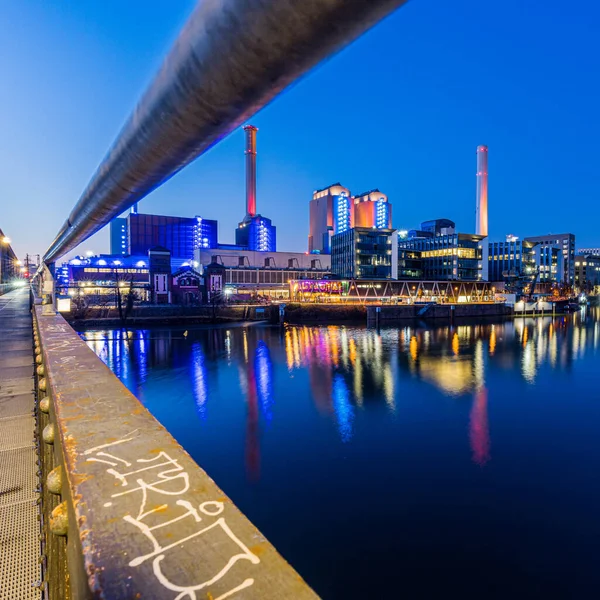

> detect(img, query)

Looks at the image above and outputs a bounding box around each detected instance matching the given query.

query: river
[79,307,600,598]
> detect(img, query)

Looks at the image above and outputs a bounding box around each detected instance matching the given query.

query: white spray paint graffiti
[84,436,260,599]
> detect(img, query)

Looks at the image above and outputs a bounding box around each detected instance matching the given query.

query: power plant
[235,125,277,251]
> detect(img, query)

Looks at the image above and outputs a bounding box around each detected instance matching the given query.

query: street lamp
[1,236,10,244]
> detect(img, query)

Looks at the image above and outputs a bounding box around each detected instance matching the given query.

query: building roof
[172,266,202,278]
[314,182,343,194]
[353,188,382,198]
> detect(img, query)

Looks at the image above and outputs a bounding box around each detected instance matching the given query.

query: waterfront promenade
[0,288,41,599]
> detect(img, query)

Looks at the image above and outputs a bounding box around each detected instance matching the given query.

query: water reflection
[81,306,600,473]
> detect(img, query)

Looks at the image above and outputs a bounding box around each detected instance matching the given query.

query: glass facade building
[488,240,536,281]
[397,233,485,281]
[397,250,423,279]
[331,227,396,279]
[524,233,575,284]
[534,245,562,283]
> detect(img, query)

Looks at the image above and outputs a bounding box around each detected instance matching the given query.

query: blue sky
[1,0,599,261]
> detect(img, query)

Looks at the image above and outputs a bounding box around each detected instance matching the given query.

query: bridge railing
[33,304,318,599]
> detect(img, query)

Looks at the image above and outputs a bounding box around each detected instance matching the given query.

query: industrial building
[109,211,218,262]
[195,248,330,299]
[309,185,392,254]
[308,183,351,254]
[109,217,128,256]
[353,190,392,230]
[235,125,276,252]
[331,227,397,279]
[524,233,575,284]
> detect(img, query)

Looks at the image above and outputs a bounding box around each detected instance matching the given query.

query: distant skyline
[1,0,599,260]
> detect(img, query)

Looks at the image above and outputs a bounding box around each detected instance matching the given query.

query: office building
[397,249,423,279]
[524,233,575,284]
[574,254,600,290]
[353,190,392,230]
[308,183,351,254]
[331,227,397,280]
[534,245,563,284]
[110,217,128,256]
[488,238,537,282]
[578,247,600,256]
[398,233,485,281]
[235,125,277,252]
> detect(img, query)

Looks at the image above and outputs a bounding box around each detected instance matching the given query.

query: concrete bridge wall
[33,303,318,599]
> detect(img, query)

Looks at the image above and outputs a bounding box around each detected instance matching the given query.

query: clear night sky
[1,0,599,261]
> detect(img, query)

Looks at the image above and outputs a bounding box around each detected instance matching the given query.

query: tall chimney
[475,145,488,236]
[244,125,258,218]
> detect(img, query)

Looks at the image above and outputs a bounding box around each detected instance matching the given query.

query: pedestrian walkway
[0,287,41,600]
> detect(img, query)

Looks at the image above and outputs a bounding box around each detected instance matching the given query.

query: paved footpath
[0,288,41,600]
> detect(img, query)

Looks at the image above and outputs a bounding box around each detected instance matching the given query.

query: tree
[114,272,136,328]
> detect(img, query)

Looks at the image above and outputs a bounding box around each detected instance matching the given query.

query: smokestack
[476,145,488,236]
[244,125,258,218]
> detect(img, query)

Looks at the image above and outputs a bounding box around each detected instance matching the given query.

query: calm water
[80,308,600,599]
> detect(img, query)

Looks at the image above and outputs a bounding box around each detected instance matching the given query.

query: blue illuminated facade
[127,213,218,260]
[194,217,218,250]
[235,215,276,252]
[109,217,128,255]
[333,192,352,236]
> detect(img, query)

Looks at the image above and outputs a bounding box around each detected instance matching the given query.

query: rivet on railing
[39,378,47,391]
[35,354,43,364]
[39,397,50,414]
[35,345,41,355]
[50,502,68,537]
[42,424,54,445]
[36,364,44,376]
[47,466,62,495]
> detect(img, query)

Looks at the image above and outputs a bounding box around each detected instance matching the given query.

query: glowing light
[332,374,354,443]
[2,236,11,244]
[85,251,94,257]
